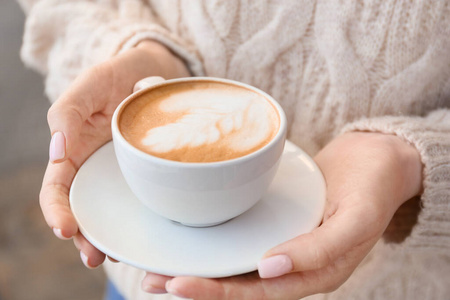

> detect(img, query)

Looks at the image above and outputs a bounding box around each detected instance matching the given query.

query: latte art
[119,81,279,162]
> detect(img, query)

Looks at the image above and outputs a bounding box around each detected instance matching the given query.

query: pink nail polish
[50,131,65,162]
[80,251,95,269]
[142,285,167,294]
[53,228,72,240]
[257,254,293,278]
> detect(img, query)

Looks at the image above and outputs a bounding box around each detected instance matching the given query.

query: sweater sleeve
[341,108,450,252]
[18,0,204,103]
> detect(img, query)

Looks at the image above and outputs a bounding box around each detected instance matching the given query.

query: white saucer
[70,141,326,278]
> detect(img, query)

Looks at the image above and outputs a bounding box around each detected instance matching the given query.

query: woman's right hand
[40,41,190,268]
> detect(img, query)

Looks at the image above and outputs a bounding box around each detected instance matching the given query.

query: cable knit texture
[19,0,450,299]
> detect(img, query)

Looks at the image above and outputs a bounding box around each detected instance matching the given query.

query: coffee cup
[111,76,287,227]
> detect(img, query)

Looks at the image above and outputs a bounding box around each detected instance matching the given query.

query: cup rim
[111,77,287,167]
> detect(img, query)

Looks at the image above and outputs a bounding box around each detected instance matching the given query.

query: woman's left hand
[141,132,423,300]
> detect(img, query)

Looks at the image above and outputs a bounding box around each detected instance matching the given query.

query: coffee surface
[119,81,279,162]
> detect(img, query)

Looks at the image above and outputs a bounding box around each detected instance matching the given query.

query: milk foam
[141,88,276,154]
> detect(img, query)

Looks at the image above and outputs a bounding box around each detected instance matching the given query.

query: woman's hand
[141,131,423,299]
[40,41,190,268]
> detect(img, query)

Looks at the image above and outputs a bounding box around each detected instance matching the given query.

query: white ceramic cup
[111,77,287,227]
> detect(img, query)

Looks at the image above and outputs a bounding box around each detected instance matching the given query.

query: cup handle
[133,76,166,93]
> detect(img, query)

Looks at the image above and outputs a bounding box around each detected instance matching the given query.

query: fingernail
[53,228,72,240]
[165,280,188,299]
[142,284,167,294]
[108,256,119,263]
[258,254,293,278]
[50,131,66,162]
[80,251,95,269]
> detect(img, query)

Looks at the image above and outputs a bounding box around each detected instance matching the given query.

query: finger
[165,277,241,300]
[258,204,383,278]
[141,272,173,294]
[164,260,361,300]
[39,161,78,239]
[73,232,106,269]
[46,66,109,163]
[164,272,311,300]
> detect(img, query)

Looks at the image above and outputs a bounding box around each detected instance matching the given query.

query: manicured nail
[165,280,188,299]
[53,228,72,240]
[142,284,167,294]
[257,254,293,278]
[49,131,66,162]
[80,251,95,269]
[107,256,119,263]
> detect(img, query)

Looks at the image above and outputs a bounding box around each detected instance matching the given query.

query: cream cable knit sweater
[19,1,450,299]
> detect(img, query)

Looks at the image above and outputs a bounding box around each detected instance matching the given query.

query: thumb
[257,206,381,278]
[47,97,90,163]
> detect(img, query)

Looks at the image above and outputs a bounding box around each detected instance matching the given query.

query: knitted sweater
[19,1,450,299]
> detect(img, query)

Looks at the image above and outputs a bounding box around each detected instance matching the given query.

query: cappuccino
[119,81,280,163]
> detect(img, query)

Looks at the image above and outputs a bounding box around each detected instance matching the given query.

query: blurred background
[0,1,105,299]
